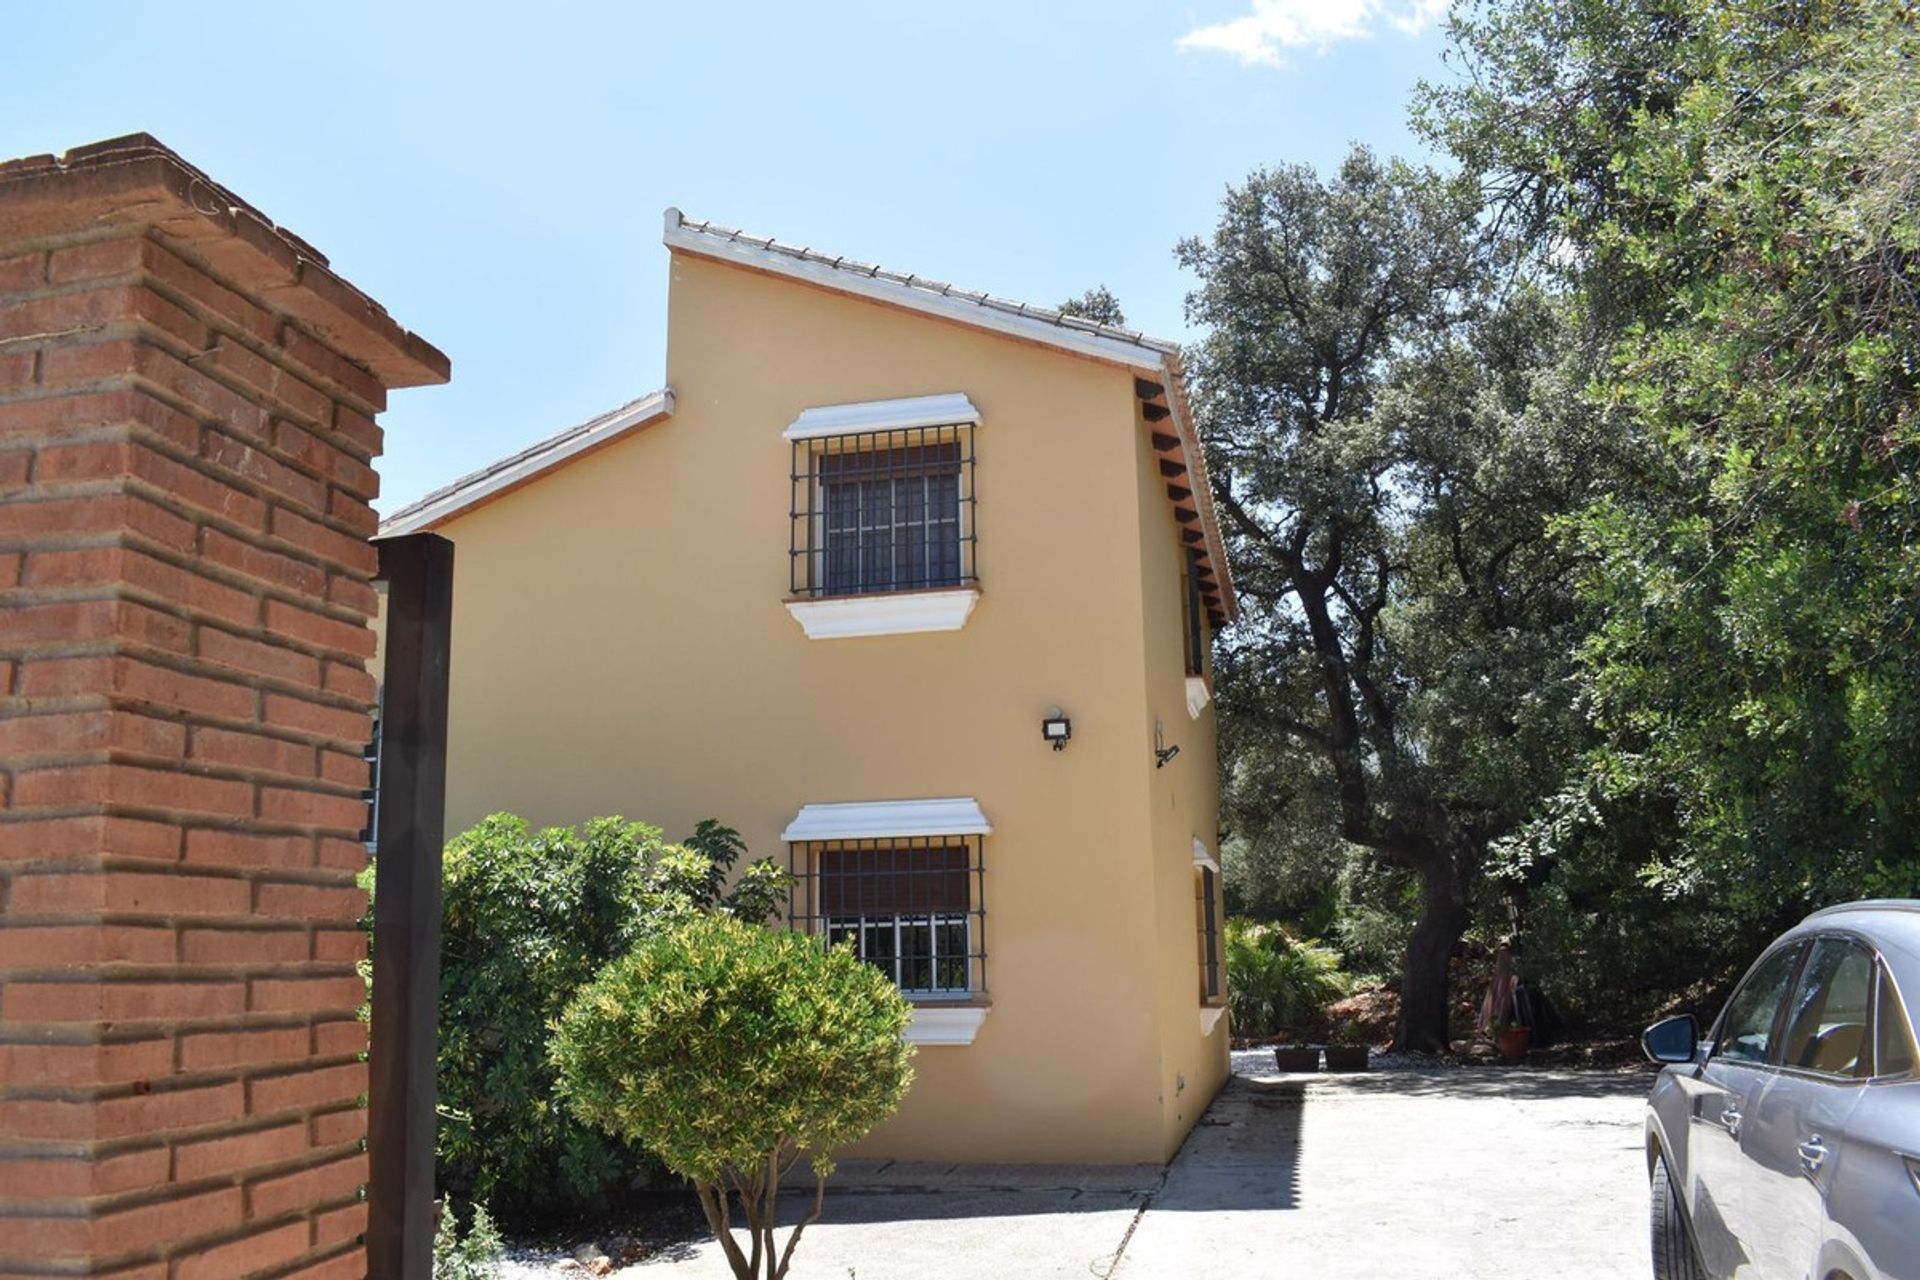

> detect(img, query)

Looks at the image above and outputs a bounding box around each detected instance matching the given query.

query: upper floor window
[786,394,979,603]
[1184,568,1207,678]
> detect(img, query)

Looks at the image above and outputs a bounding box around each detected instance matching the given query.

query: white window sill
[1185,675,1211,719]
[785,588,980,640]
[904,1003,989,1045]
[1199,1005,1228,1036]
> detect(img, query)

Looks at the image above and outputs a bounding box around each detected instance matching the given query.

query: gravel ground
[496,1048,1656,1278]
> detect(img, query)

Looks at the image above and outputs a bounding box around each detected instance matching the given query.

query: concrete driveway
[594,1051,1652,1279]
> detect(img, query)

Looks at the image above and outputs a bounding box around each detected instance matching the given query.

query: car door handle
[1797,1136,1826,1173]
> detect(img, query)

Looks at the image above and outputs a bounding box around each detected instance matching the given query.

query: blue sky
[3,1,1451,512]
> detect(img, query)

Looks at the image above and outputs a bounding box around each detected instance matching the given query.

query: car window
[1877,968,1917,1077]
[1714,942,1803,1064]
[1779,939,1875,1077]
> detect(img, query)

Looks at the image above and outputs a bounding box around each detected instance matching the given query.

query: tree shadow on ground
[1262,1065,1656,1101]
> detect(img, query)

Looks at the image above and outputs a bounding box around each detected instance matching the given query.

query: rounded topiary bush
[435,813,786,1225]
[553,914,914,1280]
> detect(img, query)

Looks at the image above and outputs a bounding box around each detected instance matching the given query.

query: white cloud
[1177,0,1448,65]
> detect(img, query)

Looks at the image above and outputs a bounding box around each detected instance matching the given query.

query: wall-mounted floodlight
[1042,707,1072,751]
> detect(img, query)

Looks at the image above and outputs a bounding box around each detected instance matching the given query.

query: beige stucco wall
[404,251,1227,1163]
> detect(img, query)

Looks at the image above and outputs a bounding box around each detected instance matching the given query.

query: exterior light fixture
[1042,707,1072,750]
[1154,719,1181,769]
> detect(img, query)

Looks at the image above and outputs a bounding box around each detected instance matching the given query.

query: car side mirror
[1642,1014,1702,1064]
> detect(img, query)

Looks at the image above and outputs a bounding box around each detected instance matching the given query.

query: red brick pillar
[0,137,447,1279]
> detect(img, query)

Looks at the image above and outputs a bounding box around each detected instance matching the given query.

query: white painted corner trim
[784,393,979,441]
[785,588,979,640]
[1199,1006,1228,1036]
[904,1005,989,1046]
[1185,675,1212,720]
[782,797,992,843]
[1192,837,1218,872]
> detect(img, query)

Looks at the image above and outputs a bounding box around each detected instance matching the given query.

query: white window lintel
[784,393,980,442]
[782,797,992,843]
[1192,837,1219,873]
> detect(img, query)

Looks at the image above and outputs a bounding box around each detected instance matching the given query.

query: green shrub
[437,813,788,1225]
[432,1200,502,1279]
[1225,919,1352,1037]
[553,914,913,1280]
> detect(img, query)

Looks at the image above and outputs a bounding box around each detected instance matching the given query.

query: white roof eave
[664,211,1179,376]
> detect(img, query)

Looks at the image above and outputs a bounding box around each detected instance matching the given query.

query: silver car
[1642,900,1920,1280]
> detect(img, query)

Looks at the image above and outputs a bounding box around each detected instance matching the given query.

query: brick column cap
[1,133,449,390]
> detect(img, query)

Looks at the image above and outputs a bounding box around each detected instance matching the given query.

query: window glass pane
[898,916,934,991]
[1878,969,1918,1076]
[863,917,898,986]
[1780,940,1875,1076]
[935,916,969,992]
[812,441,963,595]
[1715,943,1803,1064]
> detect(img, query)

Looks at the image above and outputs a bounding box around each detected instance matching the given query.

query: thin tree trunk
[1395,855,1467,1053]
[761,1149,781,1279]
[694,1181,752,1280]
[772,1171,829,1280]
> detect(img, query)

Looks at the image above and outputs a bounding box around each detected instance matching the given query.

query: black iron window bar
[1198,865,1222,1002]
[790,423,978,599]
[788,835,987,998]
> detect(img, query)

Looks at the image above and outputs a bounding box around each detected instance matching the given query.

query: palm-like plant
[1225,919,1352,1037]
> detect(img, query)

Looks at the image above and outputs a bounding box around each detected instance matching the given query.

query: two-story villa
[378,212,1236,1164]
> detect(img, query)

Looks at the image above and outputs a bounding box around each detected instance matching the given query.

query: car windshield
[1715,943,1803,1064]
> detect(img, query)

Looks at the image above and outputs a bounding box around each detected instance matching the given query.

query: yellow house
[379,212,1237,1164]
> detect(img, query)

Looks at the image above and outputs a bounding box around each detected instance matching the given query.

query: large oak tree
[1183,149,1610,1050]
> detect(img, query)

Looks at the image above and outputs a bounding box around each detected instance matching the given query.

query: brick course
[0,135,445,1277]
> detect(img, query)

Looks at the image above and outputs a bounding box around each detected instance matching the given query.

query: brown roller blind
[819,845,970,915]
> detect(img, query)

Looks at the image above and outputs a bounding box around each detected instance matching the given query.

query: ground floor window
[790,836,986,997]
[1197,864,1222,1003]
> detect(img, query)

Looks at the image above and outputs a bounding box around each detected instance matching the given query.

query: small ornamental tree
[552,915,914,1280]
[434,814,789,1222]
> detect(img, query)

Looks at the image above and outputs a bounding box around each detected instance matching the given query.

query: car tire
[1650,1152,1707,1280]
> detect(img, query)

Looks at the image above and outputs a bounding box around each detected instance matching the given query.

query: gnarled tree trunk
[1395,855,1468,1053]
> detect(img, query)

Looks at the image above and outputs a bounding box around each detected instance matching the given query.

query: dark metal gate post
[367,533,455,1279]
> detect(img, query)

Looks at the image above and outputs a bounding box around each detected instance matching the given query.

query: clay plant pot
[1495,1025,1531,1063]
[1323,1044,1370,1073]
[1273,1045,1321,1073]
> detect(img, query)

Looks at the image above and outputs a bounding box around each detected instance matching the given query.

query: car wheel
[1650,1153,1707,1280]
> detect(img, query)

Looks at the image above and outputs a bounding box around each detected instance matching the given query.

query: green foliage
[1056,285,1127,327]
[1427,0,1920,1014]
[1184,147,1616,1048]
[437,813,790,1225]
[1223,919,1353,1037]
[553,914,913,1280]
[432,1201,503,1280]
